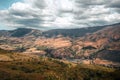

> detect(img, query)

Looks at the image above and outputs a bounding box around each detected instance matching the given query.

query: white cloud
[0,0,120,30]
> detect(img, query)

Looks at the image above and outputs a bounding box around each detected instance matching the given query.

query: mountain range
[0,23,120,67]
[1,23,118,38]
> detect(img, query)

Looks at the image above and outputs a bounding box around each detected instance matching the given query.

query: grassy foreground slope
[0,60,120,80]
[0,49,120,80]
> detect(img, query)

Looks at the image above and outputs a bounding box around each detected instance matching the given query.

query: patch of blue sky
[0,0,22,10]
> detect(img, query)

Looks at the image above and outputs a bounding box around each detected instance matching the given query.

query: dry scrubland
[0,49,120,80]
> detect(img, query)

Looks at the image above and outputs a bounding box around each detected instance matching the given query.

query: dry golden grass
[0,53,39,62]
[0,54,13,61]
[35,37,71,49]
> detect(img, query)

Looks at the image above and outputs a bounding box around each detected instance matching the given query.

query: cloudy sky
[0,0,120,30]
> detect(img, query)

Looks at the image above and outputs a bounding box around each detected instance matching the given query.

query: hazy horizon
[0,22,120,31]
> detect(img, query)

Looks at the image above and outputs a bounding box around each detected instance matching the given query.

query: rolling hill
[0,23,120,67]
